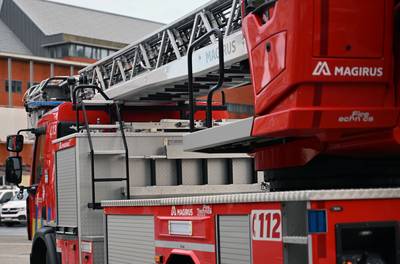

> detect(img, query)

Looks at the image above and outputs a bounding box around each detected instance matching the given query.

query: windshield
[0,191,14,203]
[11,190,28,201]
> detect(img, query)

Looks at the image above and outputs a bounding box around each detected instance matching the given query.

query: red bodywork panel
[241,0,399,169]
[104,198,400,264]
[57,238,79,264]
[56,237,94,264]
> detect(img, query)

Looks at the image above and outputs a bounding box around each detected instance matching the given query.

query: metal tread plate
[129,184,262,199]
[101,188,400,207]
[183,117,254,152]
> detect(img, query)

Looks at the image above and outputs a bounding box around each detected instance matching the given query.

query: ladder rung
[88,124,120,129]
[92,150,126,155]
[87,203,102,209]
[125,155,167,159]
[82,99,115,105]
[94,178,127,182]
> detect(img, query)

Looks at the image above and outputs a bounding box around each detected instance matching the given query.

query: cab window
[33,135,46,184]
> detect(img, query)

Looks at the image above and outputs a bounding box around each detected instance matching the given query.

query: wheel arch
[166,249,200,264]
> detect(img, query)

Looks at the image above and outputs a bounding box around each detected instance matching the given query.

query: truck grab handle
[72,85,110,105]
[187,28,224,131]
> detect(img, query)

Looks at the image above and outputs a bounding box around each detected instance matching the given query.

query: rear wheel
[31,238,47,264]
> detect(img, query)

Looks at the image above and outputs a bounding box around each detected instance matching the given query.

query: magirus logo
[170,206,193,216]
[312,61,331,76]
[312,61,383,77]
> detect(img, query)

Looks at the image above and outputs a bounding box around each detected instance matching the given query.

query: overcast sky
[50,0,211,24]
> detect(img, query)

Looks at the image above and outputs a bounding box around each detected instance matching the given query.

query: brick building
[0,0,163,184]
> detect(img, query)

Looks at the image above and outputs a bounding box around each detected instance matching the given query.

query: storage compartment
[56,147,77,227]
[106,215,155,264]
[217,215,251,264]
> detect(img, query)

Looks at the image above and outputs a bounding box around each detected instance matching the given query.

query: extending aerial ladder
[80,0,248,107]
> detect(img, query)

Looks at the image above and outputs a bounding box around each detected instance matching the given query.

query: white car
[0,189,16,225]
[1,190,27,226]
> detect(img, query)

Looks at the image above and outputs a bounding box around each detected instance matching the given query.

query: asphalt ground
[0,225,30,264]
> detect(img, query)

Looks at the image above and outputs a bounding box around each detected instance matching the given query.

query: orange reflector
[155,255,163,264]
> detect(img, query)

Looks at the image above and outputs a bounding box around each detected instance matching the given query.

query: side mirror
[5,156,23,185]
[6,135,24,152]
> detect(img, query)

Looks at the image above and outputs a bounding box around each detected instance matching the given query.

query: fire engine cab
[4,0,400,264]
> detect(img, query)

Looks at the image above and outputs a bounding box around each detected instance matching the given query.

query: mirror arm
[18,127,46,136]
[17,128,34,135]
[28,184,38,195]
[16,184,37,200]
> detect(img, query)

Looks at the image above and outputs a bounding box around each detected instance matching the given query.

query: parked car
[0,189,16,225]
[1,190,27,226]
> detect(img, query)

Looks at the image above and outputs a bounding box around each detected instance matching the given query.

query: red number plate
[251,210,282,241]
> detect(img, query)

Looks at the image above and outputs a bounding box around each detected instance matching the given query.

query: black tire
[5,222,15,227]
[30,227,59,264]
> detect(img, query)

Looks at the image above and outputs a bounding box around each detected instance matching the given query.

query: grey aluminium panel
[218,215,251,264]
[93,239,105,264]
[56,147,77,227]
[107,215,155,264]
[77,137,126,237]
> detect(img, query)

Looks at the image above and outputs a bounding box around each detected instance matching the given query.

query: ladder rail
[72,85,110,131]
[80,102,97,208]
[187,28,225,131]
[114,103,130,199]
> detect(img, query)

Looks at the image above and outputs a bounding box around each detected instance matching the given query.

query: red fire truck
[4,0,400,263]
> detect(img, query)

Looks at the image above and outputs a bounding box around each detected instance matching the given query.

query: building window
[101,49,108,58]
[5,80,22,93]
[76,45,84,57]
[61,45,69,57]
[47,44,117,60]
